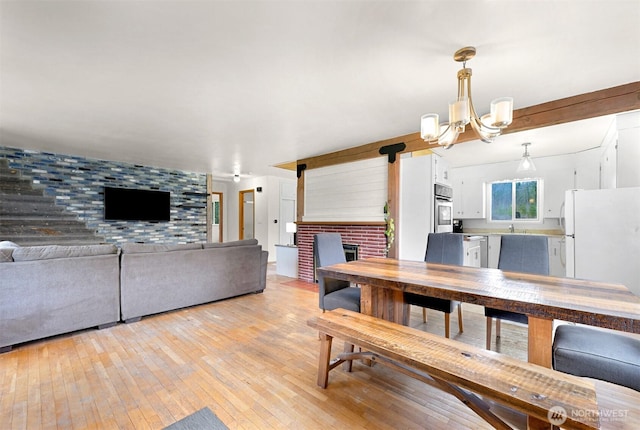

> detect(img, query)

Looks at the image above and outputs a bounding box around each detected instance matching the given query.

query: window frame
[488,178,543,223]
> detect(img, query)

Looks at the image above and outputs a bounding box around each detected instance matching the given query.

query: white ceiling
[1,1,639,179]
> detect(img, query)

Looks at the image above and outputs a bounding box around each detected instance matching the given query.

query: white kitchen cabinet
[275,245,298,278]
[617,125,640,187]
[463,238,482,268]
[598,111,639,189]
[548,236,565,277]
[433,154,451,186]
[600,132,617,189]
[543,169,574,219]
[453,178,486,219]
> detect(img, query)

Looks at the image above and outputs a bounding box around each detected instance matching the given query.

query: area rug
[163,407,228,430]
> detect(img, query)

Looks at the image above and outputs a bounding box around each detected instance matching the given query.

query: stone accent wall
[0,146,207,244]
[296,223,387,282]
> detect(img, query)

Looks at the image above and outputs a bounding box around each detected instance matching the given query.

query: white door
[280,198,296,245]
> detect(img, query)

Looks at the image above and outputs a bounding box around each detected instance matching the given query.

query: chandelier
[420,46,513,148]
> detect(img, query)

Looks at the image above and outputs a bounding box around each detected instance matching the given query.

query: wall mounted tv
[104,187,171,221]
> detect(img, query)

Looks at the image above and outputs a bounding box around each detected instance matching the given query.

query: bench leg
[342,342,354,372]
[317,333,333,388]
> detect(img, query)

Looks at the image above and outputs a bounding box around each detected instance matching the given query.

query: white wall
[303,157,387,222]
[452,150,604,233]
[398,154,434,261]
[220,174,296,262]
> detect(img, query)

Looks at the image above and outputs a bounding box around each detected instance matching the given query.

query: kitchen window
[489,179,542,222]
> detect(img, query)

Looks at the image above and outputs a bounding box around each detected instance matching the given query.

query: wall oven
[434,183,453,233]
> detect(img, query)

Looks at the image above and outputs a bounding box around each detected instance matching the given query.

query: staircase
[0,159,106,245]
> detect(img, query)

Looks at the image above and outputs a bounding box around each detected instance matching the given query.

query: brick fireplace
[296,223,387,282]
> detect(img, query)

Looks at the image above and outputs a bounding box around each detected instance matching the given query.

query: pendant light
[517,142,536,172]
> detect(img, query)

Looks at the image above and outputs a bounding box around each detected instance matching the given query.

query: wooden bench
[308,309,600,430]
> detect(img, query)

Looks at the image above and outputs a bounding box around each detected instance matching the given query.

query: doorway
[239,189,255,240]
[211,192,223,243]
[280,198,296,245]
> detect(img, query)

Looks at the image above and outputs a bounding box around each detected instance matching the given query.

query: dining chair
[552,324,640,392]
[314,233,360,313]
[404,233,464,338]
[485,234,549,350]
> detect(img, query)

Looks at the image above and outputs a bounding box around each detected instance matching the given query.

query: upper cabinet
[542,168,575,219]
[452,175,486,219]
[598,111,640,189]
[433,154,451,186]
[615,111,640,188]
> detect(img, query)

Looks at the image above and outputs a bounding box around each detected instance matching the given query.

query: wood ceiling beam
[296,81,640,171]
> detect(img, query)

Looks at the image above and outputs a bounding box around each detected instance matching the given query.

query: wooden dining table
[318,257,640,364]
[317,257,640,429]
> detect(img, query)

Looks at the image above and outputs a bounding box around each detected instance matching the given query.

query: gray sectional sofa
[120,239,268,322]
[0,242,121,352]
[0,239,268,351]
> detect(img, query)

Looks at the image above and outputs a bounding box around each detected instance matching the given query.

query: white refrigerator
[564,188,640,296]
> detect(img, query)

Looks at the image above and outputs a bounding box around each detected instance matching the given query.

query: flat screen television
[104,187,170,221]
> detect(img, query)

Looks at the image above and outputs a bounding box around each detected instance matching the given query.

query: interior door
[211,192,223,243]
[239,189,254,240]
[279,198,296,245]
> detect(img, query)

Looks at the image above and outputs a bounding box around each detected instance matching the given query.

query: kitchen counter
[462,229,564,238]
[463,235,485,241]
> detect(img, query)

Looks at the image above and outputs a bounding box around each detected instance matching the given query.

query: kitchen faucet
[509,224,515,233]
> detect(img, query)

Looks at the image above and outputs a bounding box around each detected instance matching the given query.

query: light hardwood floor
[1,265,638,429]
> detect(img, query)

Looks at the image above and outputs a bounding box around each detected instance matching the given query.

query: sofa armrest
[259,250,269,292]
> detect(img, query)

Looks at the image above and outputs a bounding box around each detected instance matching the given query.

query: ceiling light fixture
[517,142,536,172]
[420,46,513,148]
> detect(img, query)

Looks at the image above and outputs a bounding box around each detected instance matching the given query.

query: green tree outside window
[491,180,540,221]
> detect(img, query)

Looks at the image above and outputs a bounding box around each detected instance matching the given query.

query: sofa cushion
[0,241,20,263]
[11,244,118,262]
[203,239,258,249]
[121,243,203,254]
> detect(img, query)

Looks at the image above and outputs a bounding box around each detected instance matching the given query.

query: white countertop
[462,230,564,238]
[463,235,485,241]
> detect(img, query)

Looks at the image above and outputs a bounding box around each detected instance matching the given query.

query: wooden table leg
[527,317,554,429]
[528,317,553,368]
[360,284,374,316]
[360,283,407,324]
[317,333,333,388]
